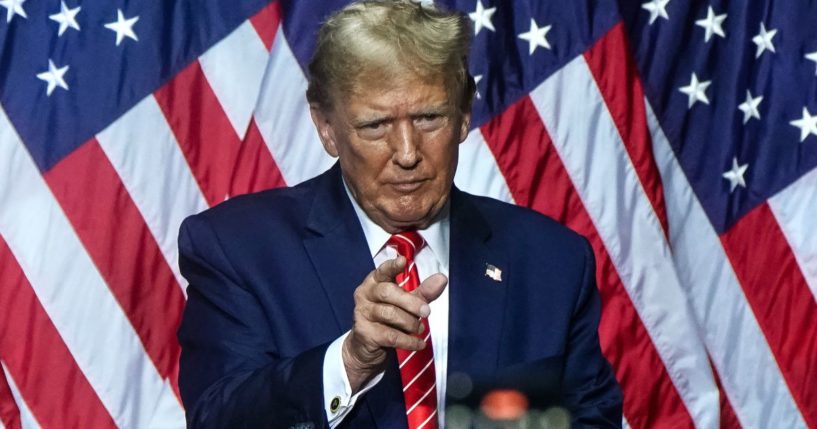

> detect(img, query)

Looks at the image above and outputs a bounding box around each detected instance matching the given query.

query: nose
[390,120,421,168]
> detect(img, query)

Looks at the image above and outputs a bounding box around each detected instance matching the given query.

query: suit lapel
[447,188,509,380]
[303,165,373,332]
[301,165,406,428]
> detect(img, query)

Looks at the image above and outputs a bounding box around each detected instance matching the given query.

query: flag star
[518,19,552,55]
[789,107,817,142]
[49,1,81,36]
[737,90,763,124]
[474,74,483,99]
[468,0,496,35]
[642,0,670,25]
[806,51,817,76]
[0,0,27,23]
[722,157,748,192]
[695,6,726,42]
[36,60,69,96]
[679,73,711,108]
[752,22,777,58]
[104,9,139,46]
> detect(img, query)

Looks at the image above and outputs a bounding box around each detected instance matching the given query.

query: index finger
[373,256,405,283]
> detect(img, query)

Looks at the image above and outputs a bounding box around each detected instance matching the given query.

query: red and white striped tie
[388,232,438,429]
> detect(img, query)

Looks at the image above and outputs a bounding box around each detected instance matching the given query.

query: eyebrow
[351,103,451,127]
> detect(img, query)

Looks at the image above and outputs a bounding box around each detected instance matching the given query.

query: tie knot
[387,232,425,259]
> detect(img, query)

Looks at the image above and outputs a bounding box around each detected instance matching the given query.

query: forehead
[343,73,452,113]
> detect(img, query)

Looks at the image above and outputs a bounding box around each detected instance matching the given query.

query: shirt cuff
[323,331,385,427]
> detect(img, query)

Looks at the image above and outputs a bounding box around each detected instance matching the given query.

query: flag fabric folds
[0,0,815,427]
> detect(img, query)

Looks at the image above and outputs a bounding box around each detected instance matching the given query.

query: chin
[379,200,443,230]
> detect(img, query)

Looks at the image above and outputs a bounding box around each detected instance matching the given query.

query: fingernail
[419,304,430,318]
[418,323,425,333]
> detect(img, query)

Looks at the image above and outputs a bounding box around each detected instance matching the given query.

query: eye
[415,113,445,131]
[356,120,388,139]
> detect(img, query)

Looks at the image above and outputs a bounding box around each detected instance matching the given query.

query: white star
[737,90,763,124]
[49,1,81,36]
[474,74,483,99]
[806,51,817,76]
[518,19,552,55]
[695,6,726,42]
[722,157,748,192]
[468,1,496,35]
[104,9,139,46]
[0,0,27,23]
[36,60,69,96]
[642,0,669,25]
[752,22,777,58]
[789,107,817,142]
[678,73,711,108]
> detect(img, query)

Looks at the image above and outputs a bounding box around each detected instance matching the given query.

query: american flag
[0,0,815,426]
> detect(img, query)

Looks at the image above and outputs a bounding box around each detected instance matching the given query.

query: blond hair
[306,0,474,112]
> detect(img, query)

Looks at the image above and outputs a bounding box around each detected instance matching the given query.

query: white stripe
[1,363,40,429]
[455,129,515,203]
[398,261,417,288]
[402,358,434,392]
[0,109,186,428]
[393,234,418,251]
[644,100,807,428]
[530,57,720,428]
[399,331,430,369]
[405,384,436,416]
[254,29,334,186]
[398,276,411,288]
[199,21,270,139]
[417,408,437,429]
[768,166,817,302]
[96,96,209,290]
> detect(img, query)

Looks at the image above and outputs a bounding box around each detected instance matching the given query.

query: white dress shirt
[322,185,450,427]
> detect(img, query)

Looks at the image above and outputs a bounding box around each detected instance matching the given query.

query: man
[177,1,622,428]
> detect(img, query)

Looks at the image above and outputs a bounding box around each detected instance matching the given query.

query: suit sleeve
[177,214,329,429]
[562,238,624,428]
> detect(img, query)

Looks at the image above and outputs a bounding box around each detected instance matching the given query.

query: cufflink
[330,396,341,414]
[485,264,502,282]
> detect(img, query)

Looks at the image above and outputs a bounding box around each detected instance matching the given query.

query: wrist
[342,334,385,393]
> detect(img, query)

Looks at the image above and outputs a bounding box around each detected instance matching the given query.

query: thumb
[414,273,448,304]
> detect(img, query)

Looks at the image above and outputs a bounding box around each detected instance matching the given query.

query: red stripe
[154,60,241,206]
[231,118,288,195]
[0,237,117,428]
[43,139,184,400]
[0,365,21,429]
[155,60,286,203]
[720,203,817,428]
[480,97,695,428]
[583,23,670,239]
[708,358,741,429]
[250,1,282,52]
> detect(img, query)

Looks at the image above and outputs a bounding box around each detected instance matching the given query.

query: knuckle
[353,306,366,322]
[386,330,399,347]
[377,284,391,301]
[379,305,395,320]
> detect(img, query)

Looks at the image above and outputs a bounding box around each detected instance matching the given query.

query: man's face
[311,75,470,233]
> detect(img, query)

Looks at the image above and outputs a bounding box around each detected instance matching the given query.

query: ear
[458,112,471,144]
[309,105,339,157]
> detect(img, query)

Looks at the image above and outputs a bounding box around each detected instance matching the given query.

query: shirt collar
[343,179,450,269]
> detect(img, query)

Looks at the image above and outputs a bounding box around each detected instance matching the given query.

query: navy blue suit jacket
[177,164,622,428]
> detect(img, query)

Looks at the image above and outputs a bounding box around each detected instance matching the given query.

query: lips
[388,179,427,192]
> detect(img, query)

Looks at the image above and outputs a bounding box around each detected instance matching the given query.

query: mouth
[388,179,427,193]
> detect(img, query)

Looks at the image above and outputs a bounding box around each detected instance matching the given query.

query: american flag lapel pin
[485,264,502,282]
